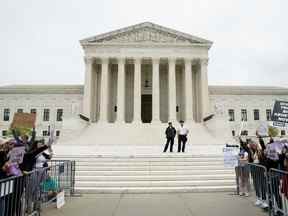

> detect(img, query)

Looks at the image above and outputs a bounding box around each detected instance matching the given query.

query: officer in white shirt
[177,120,189,152]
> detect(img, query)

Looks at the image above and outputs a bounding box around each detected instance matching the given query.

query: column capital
[168,57,177,63]
[184,58,192,65]
[200,58,209,66]
[101,57,109,64]
[152,58,160,64]
[134,57,142,64]
[117,57,126,63]
[84,56,94,65]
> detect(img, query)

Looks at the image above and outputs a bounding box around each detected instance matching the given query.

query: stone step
[74,161,225,166]
[75,174,235,181]
[55,155,224,160]
[75,185,236,193]
[76,169,234,176]
[75,179,235,187]
[75,165,230,171]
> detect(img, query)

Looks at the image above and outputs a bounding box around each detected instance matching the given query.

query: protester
[12,127,36,152]
[237,138,250,196]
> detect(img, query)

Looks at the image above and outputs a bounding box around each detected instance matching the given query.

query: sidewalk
[42,192,267,216]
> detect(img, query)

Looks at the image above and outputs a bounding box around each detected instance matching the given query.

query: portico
[80,22,212,124]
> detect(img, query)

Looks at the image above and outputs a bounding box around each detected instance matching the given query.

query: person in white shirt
[177,120,189,152]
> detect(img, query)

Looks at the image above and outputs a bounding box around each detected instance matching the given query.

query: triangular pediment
[80,22,212,45]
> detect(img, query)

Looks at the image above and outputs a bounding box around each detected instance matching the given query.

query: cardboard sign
[11,113,36,129]
[223,146,239,168]
[8,146,25,164]
[56,191,65,209]
[272,101,288,126]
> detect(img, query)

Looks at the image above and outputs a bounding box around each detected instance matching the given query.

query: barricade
[0,160,76,216]
[269,168,288,216]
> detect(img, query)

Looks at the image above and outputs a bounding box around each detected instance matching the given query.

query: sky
[0,0,287,87]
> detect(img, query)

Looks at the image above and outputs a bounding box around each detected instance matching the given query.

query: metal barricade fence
[269,168,288,216]
[0,160,76,216]
[48,160,76,196]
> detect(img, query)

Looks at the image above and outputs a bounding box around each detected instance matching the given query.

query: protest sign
[8,146,25,164]
[57,191,65,209]
[223,146,239,168]
[11,113,36,129]
[257,122,268,137]
[272,101,288,127]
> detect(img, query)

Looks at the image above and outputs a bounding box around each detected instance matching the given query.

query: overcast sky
[0,0,287,87]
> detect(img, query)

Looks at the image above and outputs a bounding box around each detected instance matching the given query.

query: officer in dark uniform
[163,122,176,153]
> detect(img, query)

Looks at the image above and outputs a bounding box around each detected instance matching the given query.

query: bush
[268,126,279,137]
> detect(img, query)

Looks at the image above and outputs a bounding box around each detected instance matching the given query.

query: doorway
[141,95,152,123]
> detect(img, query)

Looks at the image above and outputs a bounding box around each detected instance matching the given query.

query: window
[43,109,50,121]
[56,109,63,121]
[42,130,48,136]
[30,108,37,114]
[266,109,272,121]
[3,108,10,121]
[281,130,286,136]
[232,130,235,136]
[241,109,247,121]
[17,108,23,113]
[254,109,260,120]
[228,109,235,121]
[2,130,7,137]
[56,130,60,137]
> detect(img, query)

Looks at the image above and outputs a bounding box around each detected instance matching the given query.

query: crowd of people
[237,131,288,211]
[0,128,54,216]
[0,128,53,180]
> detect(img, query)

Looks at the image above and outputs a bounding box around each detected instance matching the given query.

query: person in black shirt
[163,122,176,153]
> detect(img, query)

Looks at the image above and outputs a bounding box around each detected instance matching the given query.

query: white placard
[56,191,65,209]
[223,146,239,168]
[8,146,25,164]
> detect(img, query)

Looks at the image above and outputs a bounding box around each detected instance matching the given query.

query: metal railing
[269,168,288,216]
[235,163,288,216]
[0,160,76,216]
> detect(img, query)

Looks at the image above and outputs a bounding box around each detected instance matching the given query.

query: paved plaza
[42,192,267,216]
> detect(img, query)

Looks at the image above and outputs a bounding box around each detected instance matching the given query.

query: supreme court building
[1,22,288,147]
[80,22,211,124]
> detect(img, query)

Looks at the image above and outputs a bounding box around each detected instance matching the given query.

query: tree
[268,126,279,137]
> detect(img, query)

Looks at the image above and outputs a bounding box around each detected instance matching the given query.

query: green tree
[268,126,279,137]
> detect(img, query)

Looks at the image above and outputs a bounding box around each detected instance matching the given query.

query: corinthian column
[168,58,177,122]
[133,58,142,123]
[152,58,160,123]
[99,58,109,122]
[184,59,193,122]
[200,58,210,120]
[116,58,126,123]
[82,56,94,121]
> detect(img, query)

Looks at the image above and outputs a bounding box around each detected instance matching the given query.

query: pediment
[80,22,212,45]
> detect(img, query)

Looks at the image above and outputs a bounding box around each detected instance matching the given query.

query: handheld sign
[11,113,36,129]
[57,191,65,209]
[272,101,288,127]
[8,146,25,164]
[223,146,239,168]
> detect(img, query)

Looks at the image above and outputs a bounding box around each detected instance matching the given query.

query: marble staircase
[55,154,236,194]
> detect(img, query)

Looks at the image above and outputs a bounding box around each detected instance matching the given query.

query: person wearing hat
[163,122,176,153]
[177,120,189,152]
